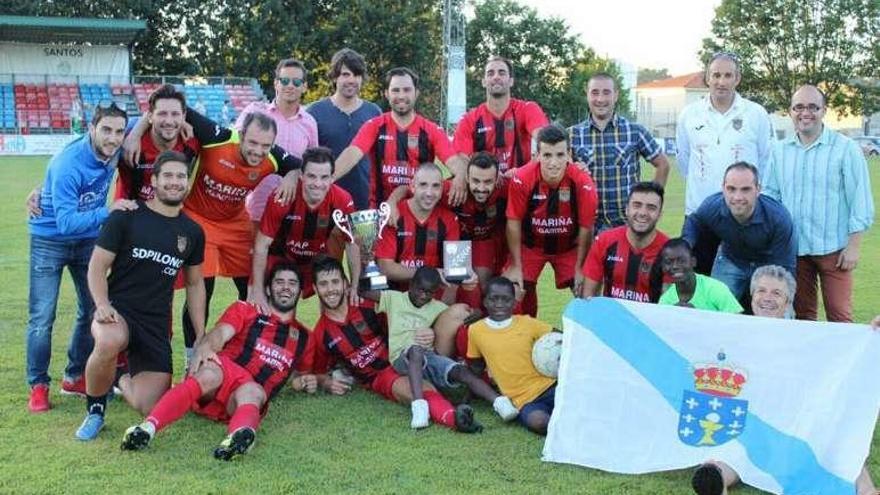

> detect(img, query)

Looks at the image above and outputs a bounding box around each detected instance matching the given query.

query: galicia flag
[543,298,880,495]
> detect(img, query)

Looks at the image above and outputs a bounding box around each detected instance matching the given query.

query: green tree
[702,0,880,115]
[637,67,671,85]
[466,0,627,125]
[0,0,204,75]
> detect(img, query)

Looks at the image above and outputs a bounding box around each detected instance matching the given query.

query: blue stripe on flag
[563,298,853,494]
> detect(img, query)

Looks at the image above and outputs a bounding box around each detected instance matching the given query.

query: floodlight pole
[441,0,466,130]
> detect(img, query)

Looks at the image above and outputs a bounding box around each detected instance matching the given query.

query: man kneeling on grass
[366,266,519,430]
[466,276,560,435]
[120,262,316,460]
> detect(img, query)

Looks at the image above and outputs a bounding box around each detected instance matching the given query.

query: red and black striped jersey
[507,161,598,254]
[260,183,354,264]
[582,226,670,303]
[351,112,455,207]
[453,99,548,174]
[375,199,460,270]
[311,305,391,384]
[216,301,314,400]
[115,132,200,201]
[442,178,508,241]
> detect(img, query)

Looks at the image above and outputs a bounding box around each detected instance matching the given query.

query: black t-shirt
[97,202,204,320]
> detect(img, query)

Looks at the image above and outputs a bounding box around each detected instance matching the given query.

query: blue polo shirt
[307,97,382,210]
[682,192,797,274]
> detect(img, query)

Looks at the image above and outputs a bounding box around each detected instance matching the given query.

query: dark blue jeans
[25,235,96,386]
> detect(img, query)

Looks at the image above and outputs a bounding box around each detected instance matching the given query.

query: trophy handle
[332,209,354,243]
[377,202,391,239]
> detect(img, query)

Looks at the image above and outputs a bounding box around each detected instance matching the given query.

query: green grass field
[0,155,877,494]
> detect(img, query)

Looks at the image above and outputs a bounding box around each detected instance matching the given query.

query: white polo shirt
[675,93,773,214]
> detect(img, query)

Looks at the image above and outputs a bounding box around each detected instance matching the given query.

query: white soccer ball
[532,332,563,377]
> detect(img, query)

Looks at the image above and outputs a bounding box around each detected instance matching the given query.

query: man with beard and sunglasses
[74,151,206,441]
[239,58,319,224]
[120,261,315,460]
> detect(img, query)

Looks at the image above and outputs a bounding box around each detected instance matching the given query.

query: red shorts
[193,355,267,423]
[186,208,254,279]
[520,246,577,288]
[368,366,402,402]
[472,238,505,272]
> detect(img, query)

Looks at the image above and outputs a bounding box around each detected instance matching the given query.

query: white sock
[410,399,430,429]
[493,396,519,421]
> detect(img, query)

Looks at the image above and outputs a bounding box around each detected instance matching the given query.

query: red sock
[146,377,202,432]
[423,391,455,428]
[227,403,261,434]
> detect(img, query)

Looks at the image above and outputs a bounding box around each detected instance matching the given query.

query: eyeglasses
[790,104,822,113]
[277,77,305,87]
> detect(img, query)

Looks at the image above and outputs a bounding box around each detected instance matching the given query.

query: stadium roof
[0,15,146,45]
[636,72,707,90]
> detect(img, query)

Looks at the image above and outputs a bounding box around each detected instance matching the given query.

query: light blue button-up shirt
[764,126,874,256]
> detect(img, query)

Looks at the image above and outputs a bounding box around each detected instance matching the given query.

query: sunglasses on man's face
[277,77,305,87]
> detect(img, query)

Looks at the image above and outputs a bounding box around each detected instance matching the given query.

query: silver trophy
[332,202,391,291]
[443,240,472,283]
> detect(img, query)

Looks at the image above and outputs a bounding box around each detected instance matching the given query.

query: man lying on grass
[120,262,316,460]
[365,266,519,430]
[309,256,483,433]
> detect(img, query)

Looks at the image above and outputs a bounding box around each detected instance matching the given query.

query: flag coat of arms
[543,298,880,495]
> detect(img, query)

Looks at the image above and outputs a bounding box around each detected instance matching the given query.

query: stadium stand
[1,80,265,134]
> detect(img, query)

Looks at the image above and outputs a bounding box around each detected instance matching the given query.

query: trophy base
[359,275,389,291]
[443,267,469,284]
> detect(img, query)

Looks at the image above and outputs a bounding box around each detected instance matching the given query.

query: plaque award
[332,202,391,291]
[443,240,472,284]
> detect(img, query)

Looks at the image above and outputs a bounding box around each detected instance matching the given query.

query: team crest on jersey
[318,217,330,228]
[407,134,418,149]
[248,170,260,182]
[353,319,368,334]
[486,204,497,218]
[504,118,515,130]
[177,235,188,253]
[558,187,571,202]
[426,229,438,240]
[732,118,743,131]
[640,259,652,273]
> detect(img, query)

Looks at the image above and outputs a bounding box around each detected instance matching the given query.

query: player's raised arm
[184,104,231,145]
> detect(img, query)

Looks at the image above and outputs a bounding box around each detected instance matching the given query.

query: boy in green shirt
[370,267,518,430]
[658,238,743,313]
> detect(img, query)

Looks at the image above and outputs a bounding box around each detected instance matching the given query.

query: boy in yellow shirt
[467,276,559,434]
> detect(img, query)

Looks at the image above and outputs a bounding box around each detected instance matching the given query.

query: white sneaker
[410,399,430,429]
[493,396,519,421]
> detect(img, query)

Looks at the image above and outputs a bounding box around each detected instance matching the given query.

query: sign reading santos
[0,42,129,77]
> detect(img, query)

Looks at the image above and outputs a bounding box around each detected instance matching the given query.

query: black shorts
[115,305,172,376]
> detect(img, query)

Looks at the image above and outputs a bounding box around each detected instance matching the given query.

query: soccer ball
[532,332,563,377]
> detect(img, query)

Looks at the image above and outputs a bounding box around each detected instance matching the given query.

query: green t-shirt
[376,290,448,361]
[659,274,743,313]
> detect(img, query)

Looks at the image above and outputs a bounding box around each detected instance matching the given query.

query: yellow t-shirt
[467,315,556,408]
